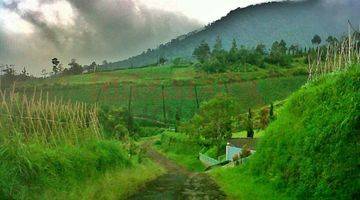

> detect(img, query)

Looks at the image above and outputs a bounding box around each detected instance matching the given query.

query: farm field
[12,65,308,123]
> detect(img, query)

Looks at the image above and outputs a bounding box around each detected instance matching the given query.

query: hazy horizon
[0,0,280,75]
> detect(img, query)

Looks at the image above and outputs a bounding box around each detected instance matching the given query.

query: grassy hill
[212,65,360,199]
[15,64,308,123]
[108,0,360,69]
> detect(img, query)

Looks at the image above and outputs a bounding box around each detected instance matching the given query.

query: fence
[199,153,220,167]
[4,75,307,124]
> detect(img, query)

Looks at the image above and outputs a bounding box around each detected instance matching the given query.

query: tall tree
[89,61,97,72]
[193,40,211,63]
[311,34,322,46]
[229,39,239,62]
[255,43,266,55]
[212,35,223,55]
[326,36,338,45]
[51,58,60,75]
[67,59,83,75]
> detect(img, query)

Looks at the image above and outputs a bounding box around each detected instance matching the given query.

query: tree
[311,34,322,46]
[289,44,299,55]
[212,35,223,55]
[228,39,238,62]
[326,36,338,45]
[187,94,238,155]
[51,58,60,75]
[193,40,211,63]
[255,43,266,55]
[279,40,288,54]
[260,107,270,129]
[246,108,254,138]
[66,59,83,75]
[41,69,47,78]
[268,40,291,66]
[158,57,167,65]
[269,102,275,121]
[89,61,97,72]
[3,65,15,77]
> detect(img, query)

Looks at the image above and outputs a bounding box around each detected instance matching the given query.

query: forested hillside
[106,0,360,69]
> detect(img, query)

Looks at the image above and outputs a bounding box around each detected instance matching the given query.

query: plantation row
[12,76,307,124]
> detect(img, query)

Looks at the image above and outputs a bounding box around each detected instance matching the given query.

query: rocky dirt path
[127,143,226,200]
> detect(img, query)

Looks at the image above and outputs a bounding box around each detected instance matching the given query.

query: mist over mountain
[109,0,360,69]
[0,0,201,74]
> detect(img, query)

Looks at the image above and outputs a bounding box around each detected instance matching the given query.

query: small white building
[226,138,257,161]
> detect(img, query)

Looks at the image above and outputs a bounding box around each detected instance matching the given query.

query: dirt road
[127,145,226,200]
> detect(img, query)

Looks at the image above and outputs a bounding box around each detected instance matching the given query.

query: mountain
[105,0,360,70]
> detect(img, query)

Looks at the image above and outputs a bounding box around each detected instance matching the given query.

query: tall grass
[0,87,101,146]
[308,24,360,79]
[0,88,136,199]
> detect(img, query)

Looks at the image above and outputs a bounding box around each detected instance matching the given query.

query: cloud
[0,0,201,74]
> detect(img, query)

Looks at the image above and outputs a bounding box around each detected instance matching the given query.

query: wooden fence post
[194,84,200,109]
[224,82,229,94]
[128,84,133,114]
[161,85,166,122]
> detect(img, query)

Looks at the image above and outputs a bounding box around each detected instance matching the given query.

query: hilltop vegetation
[109,0,360,69]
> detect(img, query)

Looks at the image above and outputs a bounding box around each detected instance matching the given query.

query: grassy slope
[211,167,292,200]
[17,65,307,122]
[212,66,360,199]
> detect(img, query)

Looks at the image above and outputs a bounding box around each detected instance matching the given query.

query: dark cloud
[0,0,201,74]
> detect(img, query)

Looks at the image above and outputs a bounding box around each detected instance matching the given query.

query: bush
[99,106,138,139]
[137,127,165,137]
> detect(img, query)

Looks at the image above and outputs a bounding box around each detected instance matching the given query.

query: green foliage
[194,37,303,73]
[267,40,292,67]
[247,66,360,199]
[311,34,322,45]
[193,40,211,63]
[183,94,239,155]
[64,59,83,75]
[99,106,137,139]
[137,127,165,138]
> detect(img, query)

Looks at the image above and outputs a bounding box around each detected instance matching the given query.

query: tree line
[192,34,349,73]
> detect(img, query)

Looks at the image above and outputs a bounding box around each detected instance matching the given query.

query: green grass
[246,65,360,199]
[0,91,164,199]
[210,166,293,200]
[0,139,132,199]
[154,131,205,172]
[41,159,165,199]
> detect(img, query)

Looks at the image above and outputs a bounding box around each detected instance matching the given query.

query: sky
[0,0,277,75]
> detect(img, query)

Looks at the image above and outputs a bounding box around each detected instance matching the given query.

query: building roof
[228,138,258,150]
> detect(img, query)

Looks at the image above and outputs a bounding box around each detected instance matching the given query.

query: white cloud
[136,0,281,23]
[0,9,34,34]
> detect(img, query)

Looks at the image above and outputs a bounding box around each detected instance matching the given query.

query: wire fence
[4,75,307,125]
[1,75,308,125]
